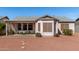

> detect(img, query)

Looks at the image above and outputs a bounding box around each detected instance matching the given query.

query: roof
[0,16,9,20]
[9,15,74,22]
[0,16,6,20]
[53,16,75,23]
[59,21,75,23]
[53,16,73,21]
[36,15,59,21]
[0,16,9,23]
[13,16,40,21]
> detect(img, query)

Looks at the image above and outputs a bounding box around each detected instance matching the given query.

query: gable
[37,15,59,21]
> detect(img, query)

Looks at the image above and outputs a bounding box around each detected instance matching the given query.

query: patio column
[33,23,35,32]
[27,23,28,31]
[21,23,23,30]
[6,23,8,36]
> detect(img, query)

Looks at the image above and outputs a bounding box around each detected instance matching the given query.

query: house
[0,16,9,23]
[0,16,9,34]
[4,15,76,36]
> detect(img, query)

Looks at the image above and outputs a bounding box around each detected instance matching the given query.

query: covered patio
[5,21,36,36]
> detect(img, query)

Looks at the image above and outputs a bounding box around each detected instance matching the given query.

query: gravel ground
[0,34,79,51]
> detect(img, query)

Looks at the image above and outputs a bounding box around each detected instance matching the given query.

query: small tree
[0,23,5,35]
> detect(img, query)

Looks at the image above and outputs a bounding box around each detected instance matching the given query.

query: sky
[0,7,79,20]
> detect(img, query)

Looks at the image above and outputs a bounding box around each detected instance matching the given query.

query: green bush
[19,32,24,34]
[35,33,42,37]
[63,29,73,36]
[9,29,15,35]
[17,31,35,34]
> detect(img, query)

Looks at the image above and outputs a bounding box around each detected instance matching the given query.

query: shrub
[35,33,42,37]
[0,32,5,36]
[18,31,27,35]
[19,32,24,34]
[17,32,19,34]
[9,29,15,35]
[0,23,5,35]
[22,31,28,35]
[63,29,73,36]
[54,33,60,37]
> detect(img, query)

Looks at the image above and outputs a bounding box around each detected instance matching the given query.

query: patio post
[27,23,28,31]
[21,23,23,30]
[6,23,8,36]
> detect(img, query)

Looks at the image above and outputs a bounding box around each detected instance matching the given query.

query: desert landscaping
[0,33,79,51]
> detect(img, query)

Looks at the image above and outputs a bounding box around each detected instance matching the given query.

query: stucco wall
[56,21,59,34]
[57,23,63,34]
[58,23,75,34]
[75,21,79,32]
[69,23,75,33]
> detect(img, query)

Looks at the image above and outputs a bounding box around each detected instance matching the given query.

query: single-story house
[1,15,79,36]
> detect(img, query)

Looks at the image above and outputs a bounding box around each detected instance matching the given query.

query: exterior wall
[1,18,9,23]
[8,23,18,33]
[9,23,35,33]
[75,21,79,32]
[35,20,55,36]
[2,18,8,22]
[35,21,42,33]
[59,23,75,34]
[8,21,75,36]
[12,23,17,31]
[69,23,75,33]
[58,23,62,33]
[61,23,69,30]
[56,21,59,34]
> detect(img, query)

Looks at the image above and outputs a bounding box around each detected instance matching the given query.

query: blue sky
[0,7,79,20]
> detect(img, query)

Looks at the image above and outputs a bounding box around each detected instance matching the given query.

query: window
[17,23,21,30]
[43,23,52,32]
[61,23,69,30]
[38,23,40,31]
[28,23,33,30]
[23,23,27,30]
